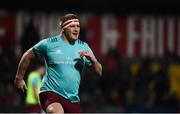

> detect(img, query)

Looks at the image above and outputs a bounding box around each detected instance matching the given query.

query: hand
[14,76,27,93]
[79,51,97,62]
[79,51,102,76]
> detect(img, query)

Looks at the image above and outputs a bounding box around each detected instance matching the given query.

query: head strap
[61,19,79,29]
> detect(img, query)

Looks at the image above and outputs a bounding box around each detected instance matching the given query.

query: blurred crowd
[0,12,180,113]
[0,41,180,113]
[80,49,180,112]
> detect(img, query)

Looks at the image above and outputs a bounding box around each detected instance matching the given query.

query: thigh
[63,101,82,113]
[39,91,61,112]
[39,91,82,113]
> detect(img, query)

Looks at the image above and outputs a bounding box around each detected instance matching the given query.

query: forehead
[67,24,80,29]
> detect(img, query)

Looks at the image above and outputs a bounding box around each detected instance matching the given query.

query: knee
[46,103,64,113]
[46,105,55,113]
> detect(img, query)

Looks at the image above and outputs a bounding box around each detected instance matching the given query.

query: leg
[46,102,64,113]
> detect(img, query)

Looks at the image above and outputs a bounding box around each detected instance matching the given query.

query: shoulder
[37,37,48,45]
[47,35,59,43]
[76,39,91,50]
[38,35,60,44]
[76,39,93,51]
[77,39,88,46]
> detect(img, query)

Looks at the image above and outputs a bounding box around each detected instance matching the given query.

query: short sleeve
[33,39,47,58]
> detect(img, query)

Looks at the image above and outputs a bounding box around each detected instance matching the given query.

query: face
[64,24,80,41]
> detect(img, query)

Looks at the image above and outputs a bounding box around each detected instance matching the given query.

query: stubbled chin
[72,35,78,40]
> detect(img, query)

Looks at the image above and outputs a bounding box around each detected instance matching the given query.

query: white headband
[61,19,80,29]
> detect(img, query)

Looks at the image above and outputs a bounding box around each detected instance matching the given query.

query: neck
[61,33,75,45]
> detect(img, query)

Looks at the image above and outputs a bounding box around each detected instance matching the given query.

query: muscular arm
[14,48,36,92]
[16,48,36,78]
[80,51,102,77]
[91,60,102,76]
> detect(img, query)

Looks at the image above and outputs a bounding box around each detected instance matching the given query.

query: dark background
[1,0,180,15]
[0,0,180,113]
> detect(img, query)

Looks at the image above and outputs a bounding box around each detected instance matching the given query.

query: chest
[46,45,82,62]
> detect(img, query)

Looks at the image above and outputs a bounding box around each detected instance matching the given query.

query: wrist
[92,59,98,64]
[90,56,97,62]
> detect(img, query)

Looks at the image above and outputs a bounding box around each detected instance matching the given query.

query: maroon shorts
[39,91,82,113]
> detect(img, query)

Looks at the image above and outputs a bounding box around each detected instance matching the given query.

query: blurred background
[0,0,180,113]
